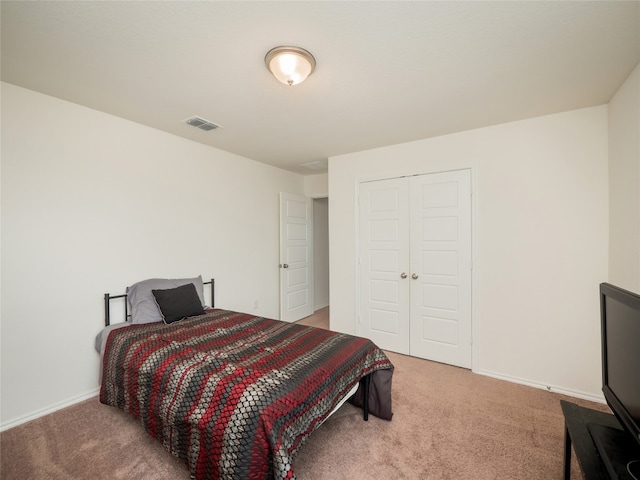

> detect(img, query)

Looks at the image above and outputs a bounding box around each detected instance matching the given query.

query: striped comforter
[100,309,393,480]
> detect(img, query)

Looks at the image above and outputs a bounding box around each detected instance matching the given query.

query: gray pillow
[126,275,205,324]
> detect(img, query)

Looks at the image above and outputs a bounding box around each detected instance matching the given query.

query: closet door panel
[359,178,410,354]
[409,170,472,368]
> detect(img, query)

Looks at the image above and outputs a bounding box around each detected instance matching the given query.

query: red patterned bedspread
[100,309,393,480]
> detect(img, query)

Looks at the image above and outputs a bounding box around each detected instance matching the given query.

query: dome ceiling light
[265,46,316,86]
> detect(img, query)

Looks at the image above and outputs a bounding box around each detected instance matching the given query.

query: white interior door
[358,170,472,369]
[280,193,314,322]
[358,178,410,353]
[409,170,472,368]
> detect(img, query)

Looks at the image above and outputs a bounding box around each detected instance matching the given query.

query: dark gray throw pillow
[152,283,204,324]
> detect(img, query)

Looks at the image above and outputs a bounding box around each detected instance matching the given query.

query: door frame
[355,166,479,372]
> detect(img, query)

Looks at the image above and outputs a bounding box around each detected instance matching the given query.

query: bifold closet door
[409,170,472,368]
[358,177,411,354]
[359,170,472,369]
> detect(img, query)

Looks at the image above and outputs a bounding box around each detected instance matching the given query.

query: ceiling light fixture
[265,46,316,86]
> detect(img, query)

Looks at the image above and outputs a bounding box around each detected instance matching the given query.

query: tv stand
[588,423,640,479]
[561,400,640,480]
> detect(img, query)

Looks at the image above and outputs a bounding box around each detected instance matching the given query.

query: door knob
[400,272,407,279]
[411,273,419,279]
[281,264,289,269]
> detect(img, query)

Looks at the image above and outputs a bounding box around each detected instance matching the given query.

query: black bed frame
[102,277,371,420]
[103,279,215,326]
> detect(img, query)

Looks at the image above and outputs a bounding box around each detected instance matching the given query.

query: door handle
[400,272,407,279]
[411,273,419,279]
[280,264,289,269]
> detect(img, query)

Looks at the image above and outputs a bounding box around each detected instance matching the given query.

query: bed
[97,276,393,480]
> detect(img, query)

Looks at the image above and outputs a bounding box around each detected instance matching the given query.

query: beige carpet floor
[1,307,607,479]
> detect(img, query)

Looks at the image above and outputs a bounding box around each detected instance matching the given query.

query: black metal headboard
[104,278,215,326]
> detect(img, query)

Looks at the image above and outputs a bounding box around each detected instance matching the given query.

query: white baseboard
[1,388,100,432]
[0,371,605,432]
[475,369,606,404]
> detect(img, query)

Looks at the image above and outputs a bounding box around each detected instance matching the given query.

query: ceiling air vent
[300,160,327,171]
[183,116,221,132]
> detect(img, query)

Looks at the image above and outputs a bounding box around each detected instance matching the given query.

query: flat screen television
[591,283,640,479]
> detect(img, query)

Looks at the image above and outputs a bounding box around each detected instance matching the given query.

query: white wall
[329,106,609,400]
[304,174,330,310]
[313,198,329,309]
[304,173,328,198]
[608,63,640,293]
[0,82,305,429]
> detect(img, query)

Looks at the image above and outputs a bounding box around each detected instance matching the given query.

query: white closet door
[358,178,410,354]
[409,170,472,368]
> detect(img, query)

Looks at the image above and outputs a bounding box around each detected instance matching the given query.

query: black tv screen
[600,283,640,449]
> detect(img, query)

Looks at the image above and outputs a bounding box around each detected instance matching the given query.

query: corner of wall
[303,173,328,198]
[607,62,640,292]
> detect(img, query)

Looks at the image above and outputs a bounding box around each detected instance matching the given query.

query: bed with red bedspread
[100,308,393,480]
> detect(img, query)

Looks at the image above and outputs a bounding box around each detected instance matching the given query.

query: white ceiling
[2,1,639,175]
